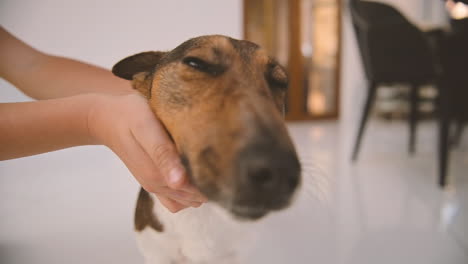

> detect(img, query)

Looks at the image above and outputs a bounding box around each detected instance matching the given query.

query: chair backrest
[349,0,435,82]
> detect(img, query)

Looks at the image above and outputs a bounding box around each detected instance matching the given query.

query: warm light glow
[302,0,338,116]
[447,1,468,19]
[308,89,327,115]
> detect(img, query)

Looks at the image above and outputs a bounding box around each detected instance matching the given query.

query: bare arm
[0,94,95,159]
[0,26,206,211]
[0,26,132,99]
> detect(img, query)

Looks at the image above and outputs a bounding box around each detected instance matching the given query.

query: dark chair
[437,17,468,187]
[349,0,438,161]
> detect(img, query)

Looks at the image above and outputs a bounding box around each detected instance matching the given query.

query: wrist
[85,93,109,146]
[85,92,140,147]
[63,93,103,146]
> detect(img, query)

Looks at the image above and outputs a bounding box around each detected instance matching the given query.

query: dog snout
[243,154,300,195]
[248,166,276,189]
[236,142,301,207]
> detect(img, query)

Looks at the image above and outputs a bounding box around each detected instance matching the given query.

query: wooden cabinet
[244,0,342,120]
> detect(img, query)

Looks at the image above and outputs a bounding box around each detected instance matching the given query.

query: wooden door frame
[243,0,342,121]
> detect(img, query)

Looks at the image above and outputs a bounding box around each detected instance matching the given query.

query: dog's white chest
[136,194,257,264]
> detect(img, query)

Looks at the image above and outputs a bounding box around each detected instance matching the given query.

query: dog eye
[183,56,225,76]
[183,57,207,70]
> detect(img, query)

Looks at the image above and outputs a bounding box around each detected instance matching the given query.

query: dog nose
[238,144,301,196]
[248,166,275,189]
[245,158,300,191]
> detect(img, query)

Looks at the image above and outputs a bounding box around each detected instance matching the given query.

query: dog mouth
[225,194,294,220]
[180,148,300,221]
[229,205,270,220]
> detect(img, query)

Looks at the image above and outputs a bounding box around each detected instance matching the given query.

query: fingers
[163,189,206,203]
[114,129,162,193]
[130,108,208,202]
[130,110,187,190]
[173,199,203,208]
[179,184,209,202]
[158,196,187,213]
[122,125,206,208]
[181,189,208,203]
[164,159,186,189]
[116,95,207,212]
[157,195,202,213]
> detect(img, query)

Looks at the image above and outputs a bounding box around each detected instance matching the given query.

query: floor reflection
[0,120,466,264]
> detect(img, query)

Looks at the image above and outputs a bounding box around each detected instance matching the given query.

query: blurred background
[0,0,467,263]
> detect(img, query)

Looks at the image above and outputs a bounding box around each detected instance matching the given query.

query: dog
[112,35,301,264]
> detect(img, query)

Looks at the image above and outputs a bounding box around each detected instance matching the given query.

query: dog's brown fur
[134,188,164,232]
[113,35,300,226]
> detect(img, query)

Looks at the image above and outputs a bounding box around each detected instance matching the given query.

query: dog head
[112,35,301,220]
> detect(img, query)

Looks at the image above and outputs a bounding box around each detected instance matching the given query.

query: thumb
[152,142,187,189]
[131,113,187,190]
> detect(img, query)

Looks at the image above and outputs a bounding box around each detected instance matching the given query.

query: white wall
[0,0,242,102]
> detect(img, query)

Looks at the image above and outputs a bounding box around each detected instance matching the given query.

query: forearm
[0,26,133,99]
[21,55,133,99]
[0,94,97,160]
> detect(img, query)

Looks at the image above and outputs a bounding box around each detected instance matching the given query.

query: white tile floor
[1,119,467,264]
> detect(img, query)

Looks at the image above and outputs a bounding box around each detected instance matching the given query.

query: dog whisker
[295,158,333,204]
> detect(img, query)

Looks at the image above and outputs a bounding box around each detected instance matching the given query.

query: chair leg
[438,109,450,187]
[452,119,465,148]
[409,83,419,154]
[352,81,377,161]
[437,78,451,187]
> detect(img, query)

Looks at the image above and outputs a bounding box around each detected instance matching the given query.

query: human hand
[87,92,207,212]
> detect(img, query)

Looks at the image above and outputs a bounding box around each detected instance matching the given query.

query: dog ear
[112,51,166,98]
[112,51,166,80]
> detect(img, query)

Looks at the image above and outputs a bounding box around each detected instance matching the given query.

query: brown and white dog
[112,35,301,264]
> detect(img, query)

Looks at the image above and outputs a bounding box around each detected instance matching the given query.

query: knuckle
[152,143,174,158]
[152,143,176,169]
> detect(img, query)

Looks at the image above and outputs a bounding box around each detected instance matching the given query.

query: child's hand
[88,92,207,212]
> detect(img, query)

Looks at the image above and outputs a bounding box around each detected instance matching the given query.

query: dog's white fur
[136,194,259,264]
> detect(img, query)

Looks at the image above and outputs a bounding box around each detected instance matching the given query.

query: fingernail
[192,202,202,208]
[169,166,184,184]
